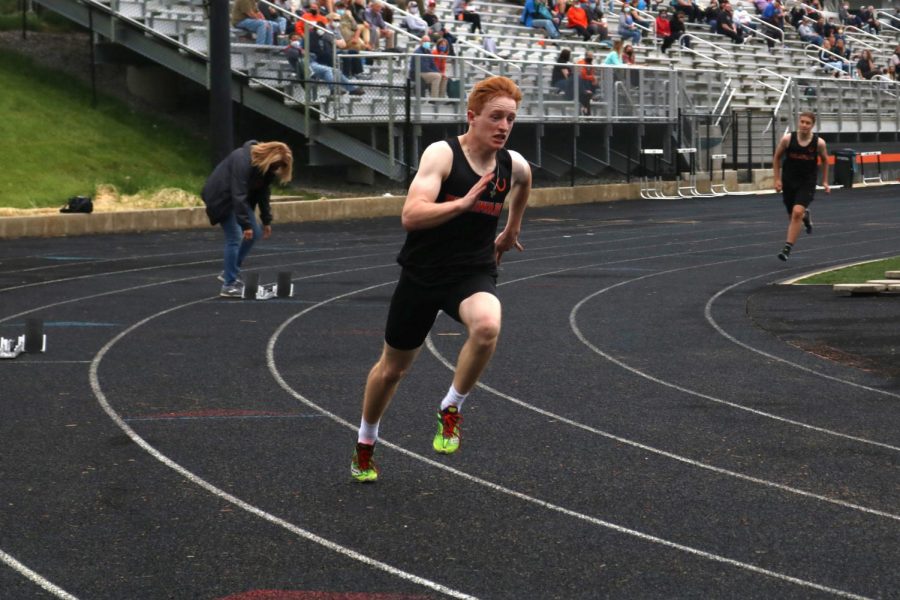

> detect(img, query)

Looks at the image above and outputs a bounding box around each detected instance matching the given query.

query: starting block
[0,319,46,359]
[243,272,293,300]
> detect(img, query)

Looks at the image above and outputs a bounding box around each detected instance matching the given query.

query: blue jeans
[531,19,560,38]
[235,17,273,45]
[220,210,261,285]
[309,60,357,92]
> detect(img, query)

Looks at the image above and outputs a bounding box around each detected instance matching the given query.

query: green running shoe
[433,406,463,454]
[350,442,379,482]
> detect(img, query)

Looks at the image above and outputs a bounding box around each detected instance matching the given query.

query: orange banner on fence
[825,152,900,165]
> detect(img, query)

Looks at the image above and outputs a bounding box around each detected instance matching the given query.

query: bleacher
[36,0,900,177]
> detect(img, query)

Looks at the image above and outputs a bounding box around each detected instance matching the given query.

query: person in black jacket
[201,140,293,297]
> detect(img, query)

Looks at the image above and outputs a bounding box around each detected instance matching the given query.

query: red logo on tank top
[442,193,504,217]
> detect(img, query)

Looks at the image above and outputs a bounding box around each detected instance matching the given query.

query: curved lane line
[267,284,872,600]
[703,256,900,401]
[87,275,476,600]
[568,246,900,453]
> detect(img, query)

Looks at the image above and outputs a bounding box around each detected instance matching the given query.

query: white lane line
[0,252,397,325]
[568,244,900,453]
[704,257,900,401]
[0,549,79,600]
[267,284,873,600]
[87,270,476,600]
[425,335,900,523]
[0,247,394,295]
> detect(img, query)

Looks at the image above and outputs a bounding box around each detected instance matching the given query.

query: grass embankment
[795,257,900,284]
[0,46,210,210]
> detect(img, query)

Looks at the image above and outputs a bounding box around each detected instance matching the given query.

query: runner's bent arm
[495,151,531,264]
[401,142,493,232]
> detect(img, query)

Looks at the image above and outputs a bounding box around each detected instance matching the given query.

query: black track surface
[1,186,898,600]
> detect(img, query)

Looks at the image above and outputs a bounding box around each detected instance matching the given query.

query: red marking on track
[215,592,432,600]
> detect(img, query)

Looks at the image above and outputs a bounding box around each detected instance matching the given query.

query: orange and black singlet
[397,136,513,286]
[782,132,819,185]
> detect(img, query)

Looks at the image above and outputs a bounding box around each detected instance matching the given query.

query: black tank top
[397,136,513,286]
[782,132,819,183]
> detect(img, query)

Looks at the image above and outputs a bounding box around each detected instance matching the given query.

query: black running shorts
[782,180,816,214]
[384,269,498,351]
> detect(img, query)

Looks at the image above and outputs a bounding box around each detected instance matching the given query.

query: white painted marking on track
[268,283,874,600]
[88,271,476,600]
[705,258,900,402]
[566,242,900,453]
[0,549,79,600]
[424,336,900,523]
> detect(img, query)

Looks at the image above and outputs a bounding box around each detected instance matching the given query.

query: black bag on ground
[60,196,93,214]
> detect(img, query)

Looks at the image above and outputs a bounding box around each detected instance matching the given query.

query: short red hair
[467,76,523,115]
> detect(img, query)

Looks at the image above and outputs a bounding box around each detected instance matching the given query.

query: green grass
[795,257,900,285]
[0,47,210,208]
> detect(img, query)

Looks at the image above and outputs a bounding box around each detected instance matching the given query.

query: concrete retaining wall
[0,172,754,240]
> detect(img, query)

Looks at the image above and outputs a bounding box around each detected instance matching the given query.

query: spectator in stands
[661,9,688,52]
[671,0,702,23]
[857,5,880,34]
[788,4,805,29]
[716,1,744,42]
[564,0,595,40]
[326,11,365,76]
[856,49,885,80]
[797,19,823,46]
[733,3,757,37]
[452,0,483,33]
[349,0,368,29]
[837,1,852,25]
[409,35,447,97]
[819,39,850,76]
[259,0,289,42]
[423,0,457,44]
[340,0,371,50]
[622,42,636,64]
[432,36,453,83]
[365,1,396,50]
[705,0,720,30]
[295,1,328,36]
[401,2,429,37]
[585,1,610,40]
[576,50,597,114]
[603,38,623,64]
[232,0,275,45]
[618,6,642,44]
[550,48,573,96]
[890,45,900,80]
[303,30,367,94]
[655,7,672,40]
[761,0,783,49]
[522,0,561,39]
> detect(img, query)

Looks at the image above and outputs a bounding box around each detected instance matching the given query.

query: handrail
[874,9,900,34]
[677,33,729,68]
[843,32,878,52]
[843,24,883,42]
[804,42,852,65]
[711,77,732,115]
[757,66,791,82]
[763,75,792,134]
[743,12,782,45]
[798,2,836,19]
